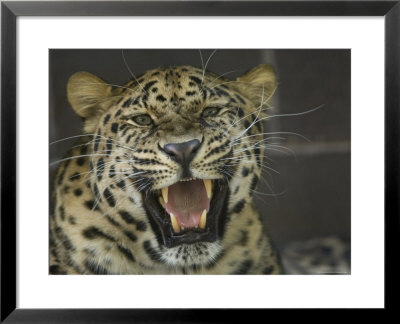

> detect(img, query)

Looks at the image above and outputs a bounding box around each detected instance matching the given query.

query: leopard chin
[143,178,229,248]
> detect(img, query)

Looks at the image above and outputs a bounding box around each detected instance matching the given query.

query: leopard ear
[235,64,277,108]
[67,71,113,118]
[67,71,114,133]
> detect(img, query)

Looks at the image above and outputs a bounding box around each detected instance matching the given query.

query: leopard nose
[163,139,201,167]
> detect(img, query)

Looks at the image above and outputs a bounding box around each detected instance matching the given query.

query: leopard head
[67,65,276,267]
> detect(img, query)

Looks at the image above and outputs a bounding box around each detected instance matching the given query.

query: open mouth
[143,178,229,248]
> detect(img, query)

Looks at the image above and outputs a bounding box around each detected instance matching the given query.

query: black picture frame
[1,0,398,321]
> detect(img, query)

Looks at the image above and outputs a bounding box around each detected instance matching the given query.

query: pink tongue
[165,180,210,228]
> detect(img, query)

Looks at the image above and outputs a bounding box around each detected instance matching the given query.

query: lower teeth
[169,213,180,233]
[168,211,207,233]
[199,209,207,229]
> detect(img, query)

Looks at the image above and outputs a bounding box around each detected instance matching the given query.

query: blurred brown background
[49,49,351,249]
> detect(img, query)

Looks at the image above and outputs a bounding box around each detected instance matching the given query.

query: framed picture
[1,0,397,321]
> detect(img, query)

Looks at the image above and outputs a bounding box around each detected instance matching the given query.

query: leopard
[49,63,283,274]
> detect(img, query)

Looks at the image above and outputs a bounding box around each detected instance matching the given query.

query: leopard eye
[202,106,221,118]
[132,114,153,126]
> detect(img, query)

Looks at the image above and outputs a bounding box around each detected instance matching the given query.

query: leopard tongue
[165,179,210,228]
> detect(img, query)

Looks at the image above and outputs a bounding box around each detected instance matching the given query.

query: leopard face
[66,65,276,268]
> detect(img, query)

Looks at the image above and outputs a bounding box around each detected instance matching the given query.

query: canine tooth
[162,187,168,203]
[199,209,207,229]
[203,179,212,199]
[158,196,166,208]
[170,213,180,233]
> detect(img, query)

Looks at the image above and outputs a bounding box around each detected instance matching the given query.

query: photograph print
[49,49,350,275]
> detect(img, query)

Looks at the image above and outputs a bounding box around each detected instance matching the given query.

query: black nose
[163,139,201,168]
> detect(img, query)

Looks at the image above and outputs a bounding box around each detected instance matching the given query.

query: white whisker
[201,49,217,86]
[121,50,146,93]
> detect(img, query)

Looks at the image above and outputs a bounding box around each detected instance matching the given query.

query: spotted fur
[50,65,283,274]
